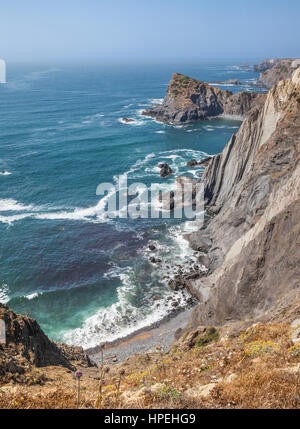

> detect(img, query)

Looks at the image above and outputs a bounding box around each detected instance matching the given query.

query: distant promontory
[142,73,266,124]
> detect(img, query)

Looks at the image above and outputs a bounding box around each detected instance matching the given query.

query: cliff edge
[257,59,296,88]
[0,304,95,384]
[186,68,300,327]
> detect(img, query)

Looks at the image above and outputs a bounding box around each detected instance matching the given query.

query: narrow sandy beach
[88,307,194,365]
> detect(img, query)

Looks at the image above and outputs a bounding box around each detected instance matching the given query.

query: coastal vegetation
[0,318,299,409]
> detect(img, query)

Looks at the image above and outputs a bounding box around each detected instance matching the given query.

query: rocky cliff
[257,59,295,88]
[253,58,282,72]
[0,304,94,384]
[186,68,300,327]
[142,73,266,124]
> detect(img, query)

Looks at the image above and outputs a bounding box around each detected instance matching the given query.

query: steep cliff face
[258,59,295,88]
[186,69,300,326]
[0,304,94,382]
[143,73,265,124]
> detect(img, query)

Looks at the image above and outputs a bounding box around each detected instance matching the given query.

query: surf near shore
[88,306,195,364]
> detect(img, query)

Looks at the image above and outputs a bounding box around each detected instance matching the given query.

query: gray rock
[142,73,266,124]
[159,163,174,177]
[185,69,300,327]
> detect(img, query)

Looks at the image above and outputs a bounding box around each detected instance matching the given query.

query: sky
[0,0,299,62]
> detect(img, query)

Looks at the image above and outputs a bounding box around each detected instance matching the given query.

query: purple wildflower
[75,370,83,379]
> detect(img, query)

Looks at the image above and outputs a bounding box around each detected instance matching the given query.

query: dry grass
[0,322,299,409]
[213,361,299,409]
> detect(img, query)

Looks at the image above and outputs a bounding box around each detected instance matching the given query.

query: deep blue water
[0,62,261,348]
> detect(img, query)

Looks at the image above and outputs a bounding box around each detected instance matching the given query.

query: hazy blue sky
[1,0,299,62]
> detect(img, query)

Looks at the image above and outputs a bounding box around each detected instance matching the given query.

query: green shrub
[196,327,219,348]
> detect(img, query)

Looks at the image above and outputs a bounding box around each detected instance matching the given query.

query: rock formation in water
[142,73,266,124]
[158,163,174,177]
[185,68,300,327]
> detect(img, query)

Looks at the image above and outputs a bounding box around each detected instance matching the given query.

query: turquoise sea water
[0,62,262,348]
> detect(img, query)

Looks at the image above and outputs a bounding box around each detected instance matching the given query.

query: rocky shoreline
[138,66,300,345]
[88,307,195,364]
[1,65,300,405]
[142,73,266,124]
[92,60,300,357]
[142,60,300,126]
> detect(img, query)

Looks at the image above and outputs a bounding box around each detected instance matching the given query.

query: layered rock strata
[185,69,300,326]
[143,73,266,124]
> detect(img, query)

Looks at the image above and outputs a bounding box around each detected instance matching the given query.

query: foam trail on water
[0,283,9,304]
[0,199,36,212]
[61,267,190,348]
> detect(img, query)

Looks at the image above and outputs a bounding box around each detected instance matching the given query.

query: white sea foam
[0,199,35,212]
[148,98,164,105]
[46,148,208,346]
[0,213,35,225]
[81,113,104,125]
[16,154,158,224]
[210,83,235,87]
[61,266,190,348]
[0,283,9,304]
[118,117,144,126]
[25,292,39,300]
[0,150,209,226]
[60,187,207,348]
[203,125,215,131]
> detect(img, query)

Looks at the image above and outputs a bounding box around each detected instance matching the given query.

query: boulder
[121,117,135,123]
[187,159,198,167]
[184,383,217,399]
[159,163,174,178]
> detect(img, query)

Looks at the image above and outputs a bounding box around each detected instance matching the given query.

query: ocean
[0,61,262,348]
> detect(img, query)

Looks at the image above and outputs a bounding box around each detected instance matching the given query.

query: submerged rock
[187,157,212,168]
[121,117,135,123]
[159,163,174,177]
[187,159,198,167]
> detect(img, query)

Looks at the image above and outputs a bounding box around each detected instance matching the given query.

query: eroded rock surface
[257,59,296,88]
[186,69,300,326]
[0,304,95,383]
[142,73,266,124]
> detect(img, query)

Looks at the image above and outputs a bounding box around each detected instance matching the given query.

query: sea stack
[142,73,266,124]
